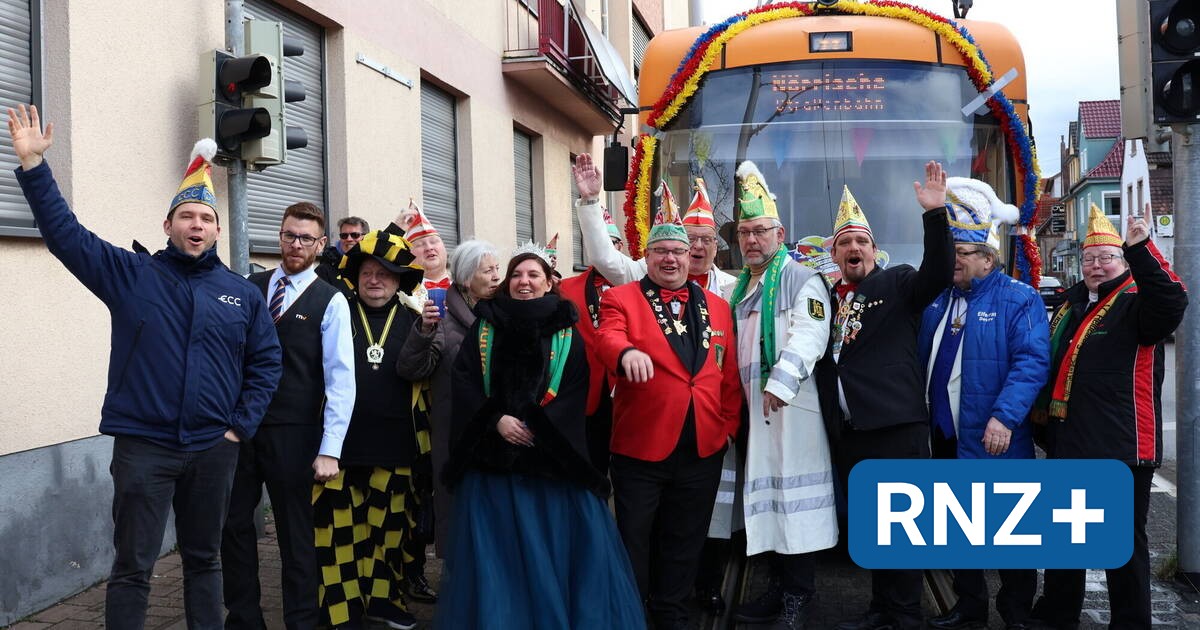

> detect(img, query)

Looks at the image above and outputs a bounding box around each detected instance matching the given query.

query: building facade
[0,0,685,622]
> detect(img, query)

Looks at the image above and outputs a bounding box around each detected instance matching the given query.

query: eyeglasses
[688,235,717,245]
[279,231,320,247]
[955,248,985,259]
[735,227,774,239]
[1082,253,1123,265]
[339,231,363,240]
[650,247,689,257]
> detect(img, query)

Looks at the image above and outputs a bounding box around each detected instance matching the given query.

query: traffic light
[241,19,307,169]
[197,19,306,167]
[1150,0,1200,123]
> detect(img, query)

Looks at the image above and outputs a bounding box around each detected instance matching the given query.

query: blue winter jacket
[917,269,1050,459]
[17,161,281,449]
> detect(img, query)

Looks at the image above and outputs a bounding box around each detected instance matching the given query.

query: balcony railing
[503,0,632,128]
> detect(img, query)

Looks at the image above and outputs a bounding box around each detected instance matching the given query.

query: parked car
[1039,275,1066,310]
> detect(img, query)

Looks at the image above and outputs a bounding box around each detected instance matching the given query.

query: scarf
[729,245,789,387]
[1047,276,1135,419]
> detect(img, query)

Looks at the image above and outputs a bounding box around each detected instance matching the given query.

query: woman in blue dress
[437,248,645,630]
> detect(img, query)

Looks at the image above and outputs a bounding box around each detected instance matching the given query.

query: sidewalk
[7,469,1199,629]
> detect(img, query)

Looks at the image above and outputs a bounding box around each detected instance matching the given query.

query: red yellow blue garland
[622,0,1042,284]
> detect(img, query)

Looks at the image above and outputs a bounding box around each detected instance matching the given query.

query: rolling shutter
[514,130,534,244]
[245,0,326,251]
[420,83,460,248]
[0,0,36,233]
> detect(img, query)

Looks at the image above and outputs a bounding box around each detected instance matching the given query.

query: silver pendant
[366,344,384,366]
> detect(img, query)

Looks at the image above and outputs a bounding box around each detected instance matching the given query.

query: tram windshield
[654,60,1011,276]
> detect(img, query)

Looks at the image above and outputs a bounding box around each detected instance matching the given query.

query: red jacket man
[595,219,742,630]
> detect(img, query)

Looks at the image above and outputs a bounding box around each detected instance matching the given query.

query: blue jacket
[17,161,281,449]
[918,269,1050,459]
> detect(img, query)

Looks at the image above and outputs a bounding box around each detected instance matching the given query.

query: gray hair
[450,239,502,286]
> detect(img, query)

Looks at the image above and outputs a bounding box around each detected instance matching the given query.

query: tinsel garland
[629,0,1043,283]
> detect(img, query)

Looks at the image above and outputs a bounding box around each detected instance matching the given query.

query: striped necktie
[270,276,290,323]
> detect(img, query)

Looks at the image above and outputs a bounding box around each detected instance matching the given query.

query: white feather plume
[736,160,776,200]
[191,138,218,163]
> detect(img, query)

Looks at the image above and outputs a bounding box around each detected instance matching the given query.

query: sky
[696,0,1122,176]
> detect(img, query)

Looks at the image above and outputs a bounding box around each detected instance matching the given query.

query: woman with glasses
[437,246,644,629]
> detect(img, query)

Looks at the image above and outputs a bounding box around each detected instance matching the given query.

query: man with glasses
[8,106,282,630]
[317,216,370,287]
[917,178,1049,630]
[1031,205,1187,630]
[572,153,736,296]
[596,211,742,630]
[726,162,837,630]
[224,202,356,630]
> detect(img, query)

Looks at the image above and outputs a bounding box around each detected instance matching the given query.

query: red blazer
[559,268,613,415]
[596,281,742,461]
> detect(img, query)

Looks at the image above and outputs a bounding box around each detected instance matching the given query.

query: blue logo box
[848,459,1132,569]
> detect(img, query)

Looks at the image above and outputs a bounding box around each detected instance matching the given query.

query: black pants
[1034,465,1155,629]
[838,421,930,630]
[611,418,725,628]
[950,569,1036,624]
[221,424,321,630]
[106,435,239,630]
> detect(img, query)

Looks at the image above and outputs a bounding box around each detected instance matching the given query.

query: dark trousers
[771,551,817,596]
[221,424,321,630]
[951,569,1036,624]
[106,436,239,630]
[838,421,930,630]
[1034,465,1154,629]
[611,420,725,628]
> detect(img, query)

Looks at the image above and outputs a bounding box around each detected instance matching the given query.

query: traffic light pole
[225,0,250,275]
[1176,124,1200,579]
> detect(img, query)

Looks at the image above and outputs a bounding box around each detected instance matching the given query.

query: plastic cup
[426,287,447,318]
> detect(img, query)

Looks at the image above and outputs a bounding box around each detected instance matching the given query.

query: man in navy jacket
[918,178,1049,630]
[8,105,281,630]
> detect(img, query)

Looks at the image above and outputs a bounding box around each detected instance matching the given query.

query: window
[514,130,534,244]
[1137,178,1145,217]
[420,82,461,248]
[0,0,40,236]
[632,14,652,80]
[245,0,327,252]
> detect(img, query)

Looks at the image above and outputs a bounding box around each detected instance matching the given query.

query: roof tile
[1079,100,1121,139]
[1086,140,1124,179]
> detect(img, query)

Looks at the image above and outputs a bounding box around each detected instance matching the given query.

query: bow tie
[835,282,858,301]
[687,273,707,287]
[660,287,690,304]
[425,277,451,290]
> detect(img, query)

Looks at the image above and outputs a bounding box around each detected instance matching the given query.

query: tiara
[511,240,552,265]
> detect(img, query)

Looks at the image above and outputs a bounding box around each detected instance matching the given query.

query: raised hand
[1126,215,1150,246]
[7,104,53,170]
[913,160,947,211]
[572,153,603,201]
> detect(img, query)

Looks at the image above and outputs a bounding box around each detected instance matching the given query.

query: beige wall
[1,0,679,455]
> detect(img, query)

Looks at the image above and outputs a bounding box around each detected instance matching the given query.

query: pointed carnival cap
[338,229,425,293]
[647,180,689,245]
[546,232,560,268]
[403,198,440,242]
[832,185,873,243]
[603,206,622,241]
[735,161,779,222]
[945,177,1020,251]
[1084,203,1123,249]
[682,177,717,229]
[169,139,218,214]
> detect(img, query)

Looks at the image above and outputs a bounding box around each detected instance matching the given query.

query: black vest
[250,270,339,426]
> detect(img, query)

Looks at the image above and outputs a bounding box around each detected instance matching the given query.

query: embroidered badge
[808,298,825,321]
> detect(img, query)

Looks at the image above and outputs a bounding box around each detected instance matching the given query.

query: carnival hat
[736,161,779,222]
[647,180,689,246]
[1084,203,1123,249]
[603,206,622,241]
[832,185,873,243]
[169,139,218,214]
[945,177,1020,251]
[339,230,425,293]
[403,198,440,242]
[683,177,717,229]
[512,240,554,266]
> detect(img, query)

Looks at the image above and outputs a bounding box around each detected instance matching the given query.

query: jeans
[106,435,240,630]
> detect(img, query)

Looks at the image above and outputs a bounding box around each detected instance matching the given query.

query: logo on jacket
[218,295,242,306]
[808,298,826,321]
[848,460,1131,569]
